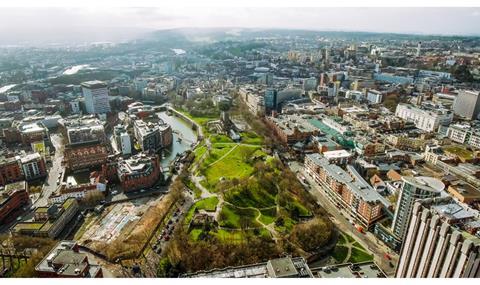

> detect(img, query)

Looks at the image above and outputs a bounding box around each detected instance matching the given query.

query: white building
[366,90,383,104]
[81,80,111,114]
[446,124,480,149]
[119,132,132,155]
[395,103,453,132]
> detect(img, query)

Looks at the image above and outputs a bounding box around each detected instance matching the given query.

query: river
[0,84,16,93]
[157,111,197,168]
[171,48,186,55]
[63,64,90,75]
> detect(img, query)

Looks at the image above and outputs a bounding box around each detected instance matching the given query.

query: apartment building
[304,153,390,229]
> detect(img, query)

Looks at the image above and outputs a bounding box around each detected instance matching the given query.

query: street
[34,133,64,208]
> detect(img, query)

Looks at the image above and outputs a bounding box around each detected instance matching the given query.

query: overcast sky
[1,7,480,45]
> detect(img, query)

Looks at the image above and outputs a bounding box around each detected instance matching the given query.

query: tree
[451,64,475,83]
[289,218,333,252]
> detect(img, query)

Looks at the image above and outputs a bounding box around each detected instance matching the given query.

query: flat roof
[81,80,107,89]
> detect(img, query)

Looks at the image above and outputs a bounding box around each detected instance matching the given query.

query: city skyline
[1,7,480,45]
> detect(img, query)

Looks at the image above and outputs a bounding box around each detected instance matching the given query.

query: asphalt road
[34,133,64,208]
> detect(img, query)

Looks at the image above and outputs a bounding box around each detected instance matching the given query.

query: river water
[157,111,197,168]
[63,64,90,75]
[0,84,16,93]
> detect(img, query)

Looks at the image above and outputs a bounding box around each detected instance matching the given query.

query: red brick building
[117,153,161,192]
[64,142,108,171]
[0,181,29,222]
[0,156,24,186]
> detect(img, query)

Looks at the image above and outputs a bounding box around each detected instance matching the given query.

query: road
[288,161,398,276]
[34,133,64,207]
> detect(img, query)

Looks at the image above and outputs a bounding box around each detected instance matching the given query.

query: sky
[1,7,480,45]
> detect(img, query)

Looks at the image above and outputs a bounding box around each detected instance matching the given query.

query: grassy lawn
[195,197,219,212]
[193,144,207,163]
[349,248,374,263]
[184,197,219,226]
[332,245,349,263]
[345,234,356,244]
[218,204,260,229]
[203,145,261,189]
[443,145,474,160]
[224,180,277,208]
[258,208,277,225]
[240,132,264,145]
[213,229,245,242]
[210,134,234,144]
[203,145,234,165]
[189,228,204,241]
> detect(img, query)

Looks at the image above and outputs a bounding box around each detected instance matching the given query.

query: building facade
[396,197,480,278]
[453,90,480,120]
[305,153,390,229]
[395,103,453,132]
[392,176,444,241]
[81,80,111,114]
[0,181,29,222]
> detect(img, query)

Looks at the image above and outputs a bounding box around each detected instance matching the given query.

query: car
[155,247,162,254]
[140,189,146,193]
[152,245,157,250]
[164,235,170,241]
[111,190,118,195]
[100,200,106,205]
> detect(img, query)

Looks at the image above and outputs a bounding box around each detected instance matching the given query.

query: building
[366,90,383,104]
[314,261,386,278]
[395,103,453,132]
[67,124,107,145]
[453,90,480,120]
[64,142,108,171]
[396,197,480,278]
[0,181,29,222]
[447,182,480,204]
[265,114,319,145]
[35,240,103,277]
[81,80,111,114]
[322,149,352,165]
[0,155,24,186]
[49,172,107,204]
[392,176,444,241]
[183,257,313,278]
[12,198,79,238]
[114,126,132,155]
[117,153,161,192]
[264,88,278,112]
[446,124,480,149]
[19,123,49,145]
[133,119,173,152]
[239,86,265,116]
[304,154,390,229]
[19,152,47,181]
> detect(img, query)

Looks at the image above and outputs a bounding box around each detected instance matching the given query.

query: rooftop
[81,80,107,89]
